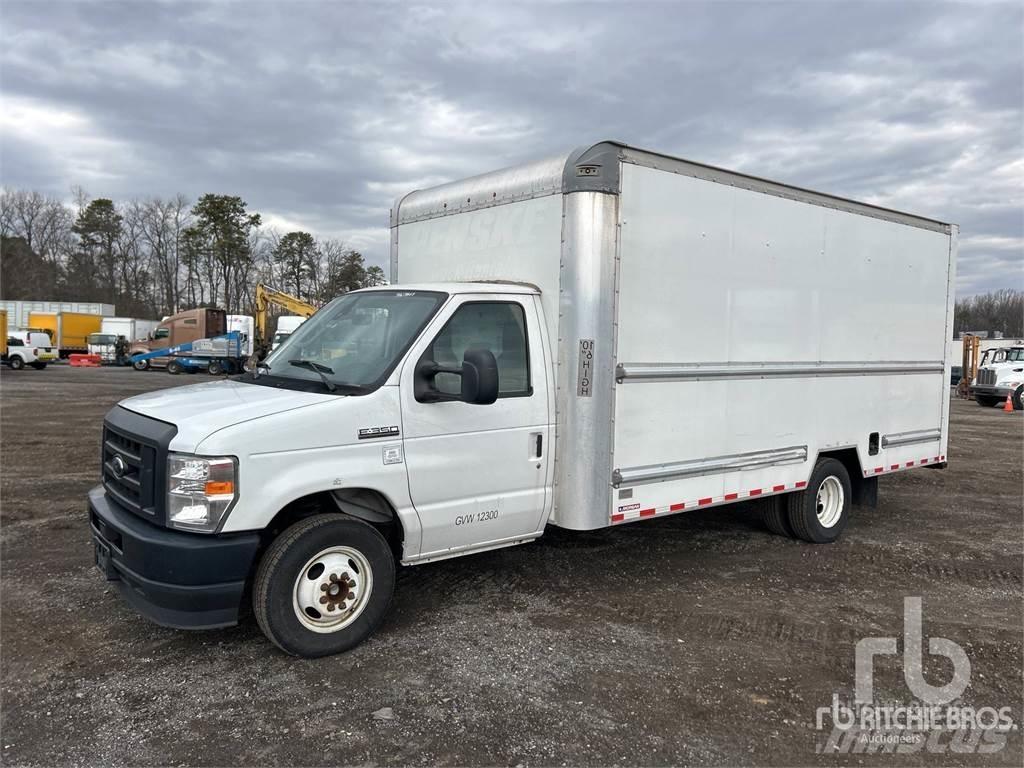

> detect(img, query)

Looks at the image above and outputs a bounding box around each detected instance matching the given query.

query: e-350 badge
[358,425,400,440]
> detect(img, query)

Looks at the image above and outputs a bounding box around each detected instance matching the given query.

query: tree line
[0,188,385,320]
[954,289,1023,337]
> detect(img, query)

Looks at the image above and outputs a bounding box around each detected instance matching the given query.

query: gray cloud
[1,0,1020,294]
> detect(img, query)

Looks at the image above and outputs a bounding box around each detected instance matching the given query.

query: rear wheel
[759,495,794,537]
[975,395,999,407]
[9,356,24,370]
[166,359,183,375]
[786,458,851,543]
[253,515,395,658]
[208,360,223,376]
[30,362,47,370]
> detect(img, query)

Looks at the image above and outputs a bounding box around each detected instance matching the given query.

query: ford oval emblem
[111,455,127,478]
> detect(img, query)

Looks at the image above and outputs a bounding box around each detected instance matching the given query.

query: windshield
[262,290,446,390]
[89,334,117,345]
[991,348,1024,363]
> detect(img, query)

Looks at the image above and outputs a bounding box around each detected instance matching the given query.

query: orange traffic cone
[1003,393,1014,413]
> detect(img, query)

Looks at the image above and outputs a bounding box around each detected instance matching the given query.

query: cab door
[399,294,551,559]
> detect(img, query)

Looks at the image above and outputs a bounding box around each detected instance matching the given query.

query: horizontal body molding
[881,428,942,448]
[616,360,944,383]
[613,445,808,487]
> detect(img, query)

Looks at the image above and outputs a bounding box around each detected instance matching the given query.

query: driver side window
[425,302,531,397]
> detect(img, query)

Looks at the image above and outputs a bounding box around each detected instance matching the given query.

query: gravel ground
[1,365,1021,767]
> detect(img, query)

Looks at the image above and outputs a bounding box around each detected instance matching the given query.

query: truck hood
[119,379,338,451]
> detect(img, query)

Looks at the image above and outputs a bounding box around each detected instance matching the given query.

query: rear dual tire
[761,458,851,543]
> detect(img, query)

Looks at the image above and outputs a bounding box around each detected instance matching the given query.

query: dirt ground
[1,365,1021,767]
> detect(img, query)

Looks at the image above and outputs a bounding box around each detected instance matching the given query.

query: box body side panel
[393,195,563,346]
[610,164,952,523]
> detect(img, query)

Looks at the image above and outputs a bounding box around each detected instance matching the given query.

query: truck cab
[90,283,550,655]
[130,308,227,370]
[971,345,1024,409]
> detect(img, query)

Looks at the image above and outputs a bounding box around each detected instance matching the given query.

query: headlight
[167,453,238,532]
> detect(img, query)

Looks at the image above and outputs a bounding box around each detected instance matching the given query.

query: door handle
[530,432,543,459]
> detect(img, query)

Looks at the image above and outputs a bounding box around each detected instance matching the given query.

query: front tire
[133,358,149,371]
[1013,386,1024,411]
[253,515,395,658]
[786,458,851,543]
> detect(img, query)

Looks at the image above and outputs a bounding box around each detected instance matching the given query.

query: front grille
[977,368,997,386]
[103,424,155,518]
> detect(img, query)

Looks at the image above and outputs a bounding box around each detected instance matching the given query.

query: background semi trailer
[27,311,103,356]
[88,141,956,657]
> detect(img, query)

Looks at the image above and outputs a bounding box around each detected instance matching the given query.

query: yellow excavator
[254,284,318,356]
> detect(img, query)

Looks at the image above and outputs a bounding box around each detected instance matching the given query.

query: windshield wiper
[289,359,337,393]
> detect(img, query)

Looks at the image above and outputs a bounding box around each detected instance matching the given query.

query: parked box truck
[28,311,104,356]
[87,318,161,362]
[128,308,227,369]
[88,141,956,657]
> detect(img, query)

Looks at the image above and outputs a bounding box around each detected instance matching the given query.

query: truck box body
[391,141,957,530]
[28,311,104,355]
[0,300,114,329]
[101,317,160,344]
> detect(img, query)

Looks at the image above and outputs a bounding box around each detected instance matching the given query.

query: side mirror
[459,348,499,405]
[414,347,499,404]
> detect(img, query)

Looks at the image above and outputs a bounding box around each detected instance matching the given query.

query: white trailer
[0,299,114,329]
[101,317,160,344]
[87,141,956,657]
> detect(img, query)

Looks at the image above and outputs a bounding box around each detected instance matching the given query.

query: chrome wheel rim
[815,476,844,528]
[293,546,373,633]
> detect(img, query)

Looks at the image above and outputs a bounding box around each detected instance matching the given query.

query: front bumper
[970,384,1014,399]
[88,485,261,629]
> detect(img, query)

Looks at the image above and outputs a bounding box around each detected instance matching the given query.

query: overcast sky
[1,1,1021,295]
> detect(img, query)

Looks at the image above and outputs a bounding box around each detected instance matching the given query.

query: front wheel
[253,515,395,658]
[133,358,149,371]
[1013,386,1024,411]
[786,458,851,543]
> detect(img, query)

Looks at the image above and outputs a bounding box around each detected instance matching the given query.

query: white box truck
[88,141,956,657]
[89,318,160,362]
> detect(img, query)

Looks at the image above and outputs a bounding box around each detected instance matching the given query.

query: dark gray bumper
[88,485,261,629]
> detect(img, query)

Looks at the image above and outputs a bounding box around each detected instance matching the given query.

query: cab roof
[355,281,540,296]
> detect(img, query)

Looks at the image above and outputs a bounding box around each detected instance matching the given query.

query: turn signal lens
[204,480,234,495]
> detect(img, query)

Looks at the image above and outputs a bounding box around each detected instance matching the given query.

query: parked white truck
[970,345,1024,409]
[89,141,956,657]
